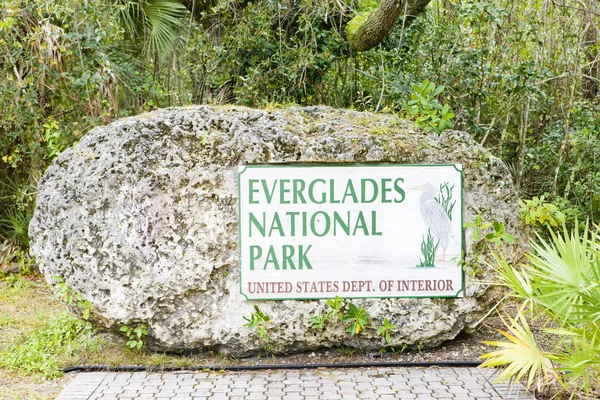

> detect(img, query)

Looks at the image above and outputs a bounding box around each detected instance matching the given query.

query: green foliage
[338,345,357,356]
[53,276,93,320]
[0,208,32,248]
[463,215,514,277]
[484,220,516,247]
[376,318,396,343]
[1,0,599,236]
[326,295,344,317]
[404,80,454,133]
[117,0,188,56]
[0,311,98,377]
[0,172,37,248]
[243,305,272,351]
[482,222,600,396]
[341,303,370,336]
[519,196,566,228]
[417,229,438,267]
[120,323,149,350]
[463,213,492,242]
[309,296,344,330]
[309,313,332,330]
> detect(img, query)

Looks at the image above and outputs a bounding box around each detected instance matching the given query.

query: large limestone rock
[30,106,525,355]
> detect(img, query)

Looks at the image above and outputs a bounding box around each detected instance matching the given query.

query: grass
[0,274,70,400]
[0,270,252,399]
[0,272,253,366]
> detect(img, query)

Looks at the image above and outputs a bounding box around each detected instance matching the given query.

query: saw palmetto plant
[482,222,600,398]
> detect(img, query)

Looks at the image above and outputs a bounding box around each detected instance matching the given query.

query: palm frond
[526,222,598,325]
[553,329,600,395]
[481,313,557,391]
[117,0,188,55]
[143,1,187,54]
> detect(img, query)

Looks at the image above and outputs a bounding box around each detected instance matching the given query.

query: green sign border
[238,163,464,301]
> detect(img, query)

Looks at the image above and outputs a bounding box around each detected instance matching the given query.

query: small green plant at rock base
[404,80,455,134]
[0,247,35,278]
[0,208,32,249]
[376,318,396,343]
[342,303,370,336]
[327,295,344,317]
[309,312,333,330]
[120,323,148,350]
[54,276,93,319]
[243,305,272,352]
[338,345,357,356]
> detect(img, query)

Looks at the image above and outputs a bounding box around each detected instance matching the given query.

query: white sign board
[238,164,463,300]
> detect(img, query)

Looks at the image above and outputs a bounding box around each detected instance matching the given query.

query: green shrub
[482,222,600,397]
[0,311,100,377]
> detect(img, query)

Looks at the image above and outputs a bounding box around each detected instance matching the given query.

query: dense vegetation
[0,0,599,396]
[1,0,599,245]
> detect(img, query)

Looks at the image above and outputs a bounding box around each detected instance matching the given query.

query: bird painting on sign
[411,182,455,267]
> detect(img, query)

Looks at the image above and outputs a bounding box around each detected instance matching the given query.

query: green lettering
[298,245,313,269]
[261,179,278,204]
[333,211,350,236]
[302,212,308,236]
[361,179,378,203]
[371,211,382,236]
[282,245,296,270]
[249,179,259,204]
[308,179,326,204]
[268,213,285,236]
[353,211,369,235]
[329,179,340,204]
[293,179,307,204]
[249,213,266,237]
[286,212,299,237]
[394,178,405,203]
[310,211,331,237]
[381,178,392,203]
[263,245,280,270]
[280,179,291,204]
[342,180,359,203]
[249,245,262,270]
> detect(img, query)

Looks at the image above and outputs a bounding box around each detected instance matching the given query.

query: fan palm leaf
[118,0,188,55]
[527,222,599,325]
[481,313,557,391]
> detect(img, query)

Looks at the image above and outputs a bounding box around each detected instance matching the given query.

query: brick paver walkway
[56,367,536,399]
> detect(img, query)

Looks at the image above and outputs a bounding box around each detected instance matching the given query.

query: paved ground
[56,367,536,399]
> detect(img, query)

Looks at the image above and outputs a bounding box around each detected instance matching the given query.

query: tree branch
[348,0,431,52]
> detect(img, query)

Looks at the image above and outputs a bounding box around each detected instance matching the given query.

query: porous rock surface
[30,106,525,355]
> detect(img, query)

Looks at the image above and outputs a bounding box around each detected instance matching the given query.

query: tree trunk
[581,0,598,100]
[348,0,431,52]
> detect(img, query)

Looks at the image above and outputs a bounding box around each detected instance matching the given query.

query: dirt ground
[0,372,70,400]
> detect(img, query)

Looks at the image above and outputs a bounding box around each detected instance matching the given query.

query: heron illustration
[411,183,452,262]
